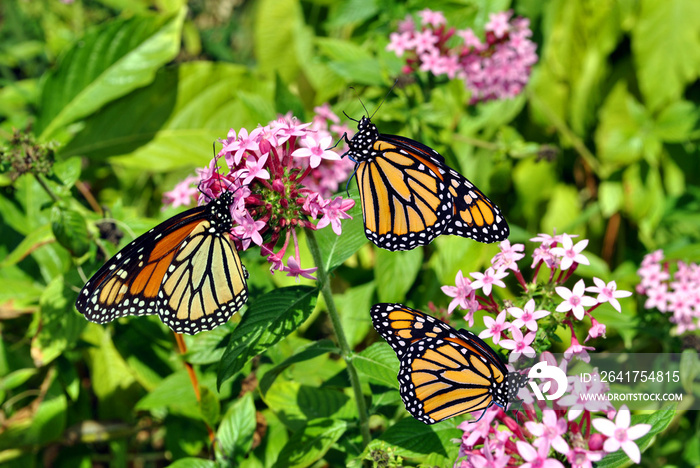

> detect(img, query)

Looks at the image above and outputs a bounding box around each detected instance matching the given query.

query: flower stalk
[305,227,371,447]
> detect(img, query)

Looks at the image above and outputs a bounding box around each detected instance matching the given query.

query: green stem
[34,174,61,203]
[305,228,371,447]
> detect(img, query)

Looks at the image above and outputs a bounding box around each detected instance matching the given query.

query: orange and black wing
[355,135,453,251]
[76,192,248,335]
[370,303,524,424]
[345,116,509,249]
[443,167,509,243]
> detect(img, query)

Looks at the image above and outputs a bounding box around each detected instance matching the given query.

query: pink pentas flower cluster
[441,233,632,361]
[387,9,538,103]
[162,106,356,278]
[456,353,651,468]
[637,250,700,334]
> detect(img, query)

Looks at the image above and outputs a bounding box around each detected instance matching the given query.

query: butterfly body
[344,117,509,251]
[370,303,528,424]
[76,191,248,335]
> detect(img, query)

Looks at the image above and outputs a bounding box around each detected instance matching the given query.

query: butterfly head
[209,190,236,233]
[506,371,529,402]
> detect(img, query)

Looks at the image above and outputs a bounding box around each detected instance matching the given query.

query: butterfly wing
[370,303,454,353]
[444,168,509,243]
[76,194,248,335]
[346,116,509,249]
[353,134,453,251]
[370,303,513,424]
[398,335,505,424]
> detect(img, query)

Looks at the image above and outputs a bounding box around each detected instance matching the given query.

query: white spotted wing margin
[369,302,527,425]
[75,192,248,335]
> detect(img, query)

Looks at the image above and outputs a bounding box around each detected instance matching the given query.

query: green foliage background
[1,0,699,466]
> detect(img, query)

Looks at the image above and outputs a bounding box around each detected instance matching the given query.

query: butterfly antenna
[369,78,399,120]
[348,86,371,118]
[343,110,359,124]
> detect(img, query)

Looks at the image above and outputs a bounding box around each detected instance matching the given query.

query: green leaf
[259,339,339,396]
[512,157,557,222]
[198,386,220,429]
[375,247,423,303]
[529,0,621,134]
[217,286,317,387]
[26,377,67,446]
[52,156,82,188]
[354,342,400,390]
[263,381,355,431]
[372,418,461,459]
[217,392,256,463]
[51,206,90,257]
[33,276,86,366]
[135,371,200,419]
[316,37,385,85]
[595,82,653,169]
[653,99,699,143]
[184,324,235,365]
[0,224,54,268]
[36,10,185,139]
[83,325,142,419]
[0,369,38,391]
[327,0,380,27]
[274,74,305,119]
[680,349,700,393]
[336,282,375,349]
[275,418,348,468]
[598,181,624,217]
[168,459,216,468]
[632,0,700,111]
[315,188,367,272]
[596,406,675,467]
[253,0,304,82]
[541,184,581,234]
[60,62,264,171]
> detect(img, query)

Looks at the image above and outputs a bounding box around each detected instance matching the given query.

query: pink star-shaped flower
[555,279,597,320]
[592,405,651,464]
[316,196,355,235]
[163,176,199,209]
[516,440,564,468]
[457,28,482,49]
[418,8,446,27]
[470,267,508,296]
[223,127,261,166]
[238,153,270,186]
[508,299,550,331]
[565,447,603,468]
[485,11,513,39]
[585,318,606,342]
[232,211,266,250]
[586,277,632,313]
[386,31,414,57]
[282,255,317,280]
[525,409,569,455]
[291,135,340,168]
[412,29,439,55]
[564,335,595,362]
[492,240,525,272]
[499,327,536,362]
[550,234,590,270]
[479,310,511,344]
[441,270,476,314]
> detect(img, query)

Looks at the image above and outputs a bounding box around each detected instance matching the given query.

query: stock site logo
[527,362,568,400]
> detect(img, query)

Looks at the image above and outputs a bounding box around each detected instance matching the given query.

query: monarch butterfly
[370,303,528,424]
[343,116,509,251]
[75,190,249,335]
